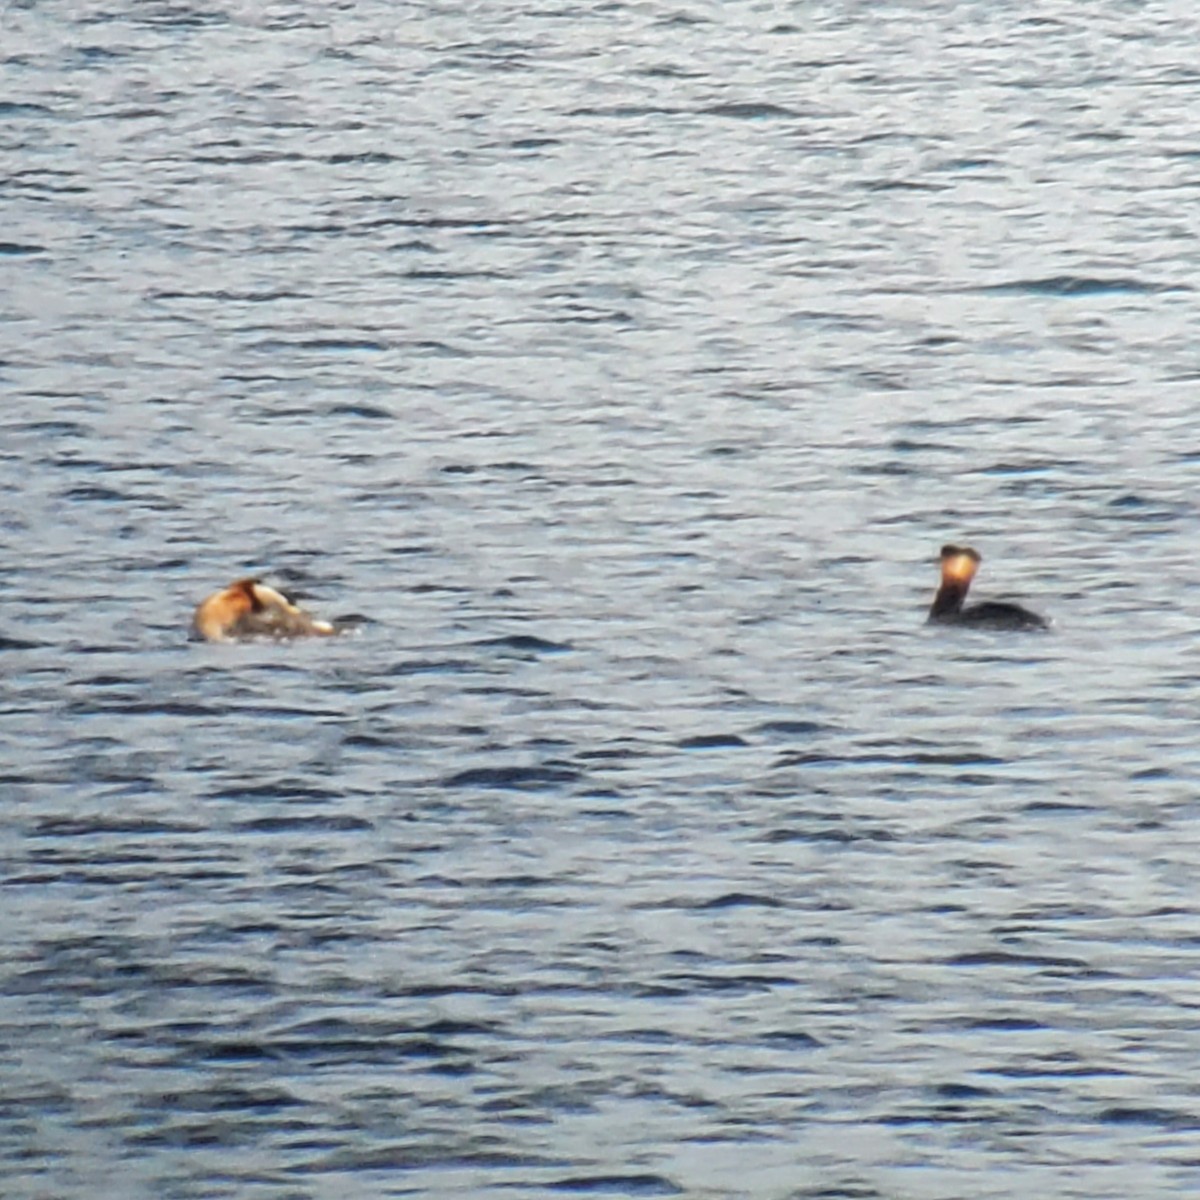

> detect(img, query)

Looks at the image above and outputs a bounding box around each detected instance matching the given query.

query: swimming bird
[192,578,337,643]
[927,545,1047,630]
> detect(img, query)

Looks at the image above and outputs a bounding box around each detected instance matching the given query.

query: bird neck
[929,582,970,619]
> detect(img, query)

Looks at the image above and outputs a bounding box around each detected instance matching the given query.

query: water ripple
[4,1,1200,1198]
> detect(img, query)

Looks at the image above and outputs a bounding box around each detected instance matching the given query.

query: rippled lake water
[5,2,1200,1197]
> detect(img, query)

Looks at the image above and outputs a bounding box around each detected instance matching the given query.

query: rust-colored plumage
[192,578,336,643]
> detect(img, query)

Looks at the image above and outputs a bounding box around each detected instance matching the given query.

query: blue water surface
[3,2,1200,1197]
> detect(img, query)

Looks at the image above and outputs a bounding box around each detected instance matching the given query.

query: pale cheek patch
[251,583,295,611]
[943,556,978,586]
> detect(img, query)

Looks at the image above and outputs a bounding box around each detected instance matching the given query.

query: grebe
[192,578,336,643]
[928,545,1047,630]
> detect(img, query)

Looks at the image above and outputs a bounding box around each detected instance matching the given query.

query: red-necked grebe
[928,545,1047,629]
[192,578,337,643]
